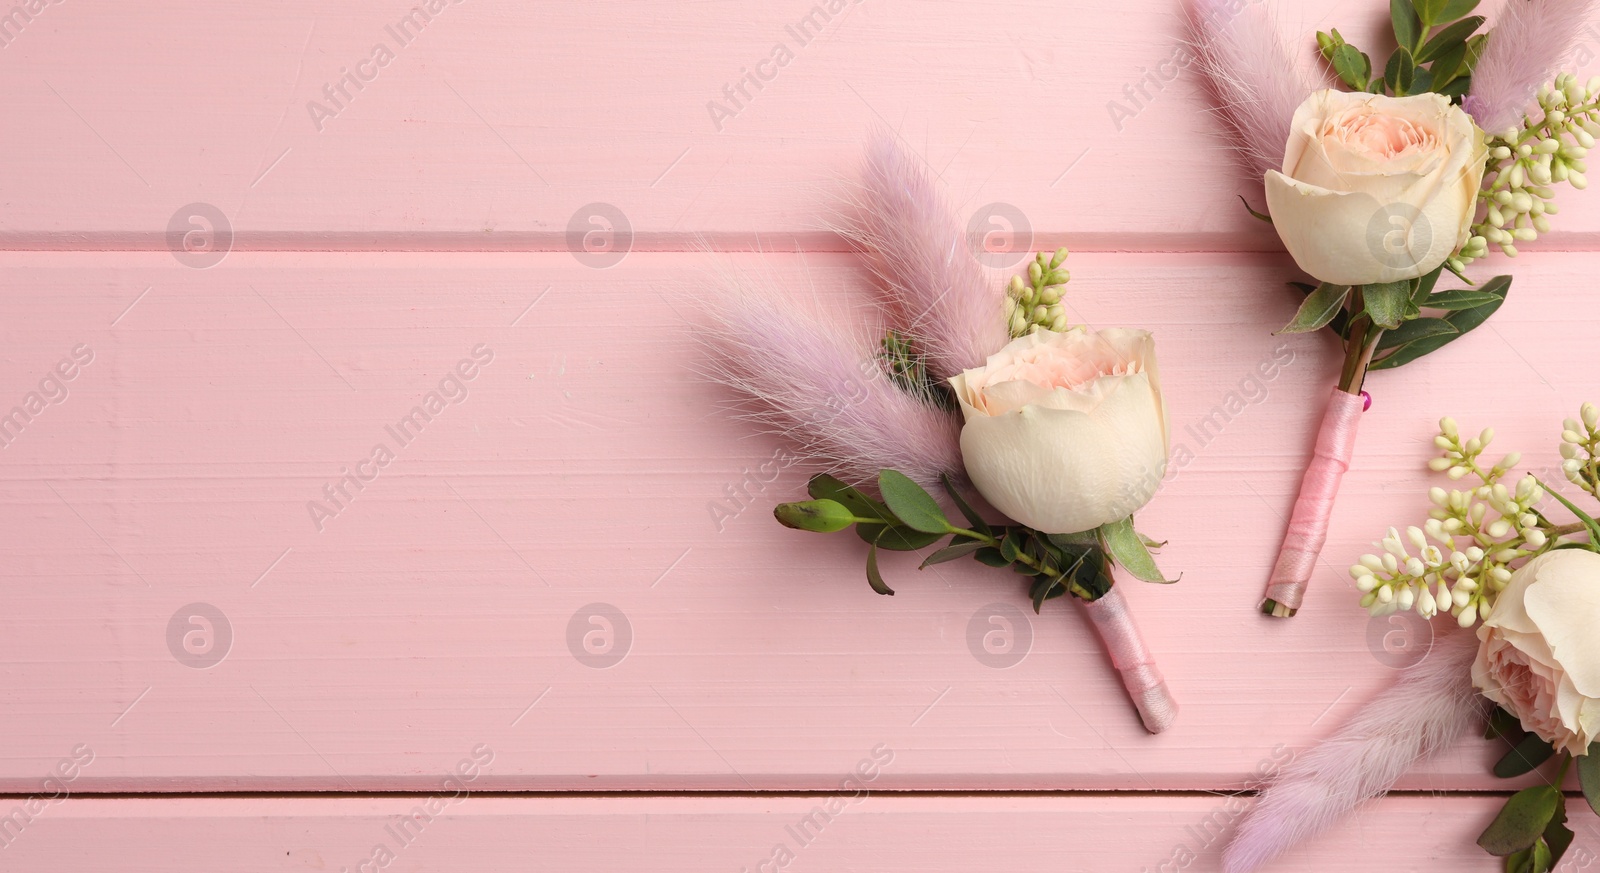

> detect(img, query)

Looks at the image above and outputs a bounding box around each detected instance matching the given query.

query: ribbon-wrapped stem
[1079,585,1178,734]
[1261,386,1365,616]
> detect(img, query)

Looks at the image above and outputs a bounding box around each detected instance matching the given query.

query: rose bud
[948,328,1168,535]
[1265,90,1488,285]
[1472,549,1600,757]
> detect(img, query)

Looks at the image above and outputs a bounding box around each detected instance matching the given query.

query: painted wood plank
[0,794,1571,872]
[3,0,1600,249]
[0,250,1594,791]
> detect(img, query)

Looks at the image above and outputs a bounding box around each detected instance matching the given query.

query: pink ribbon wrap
[1079,586,1178,734]
[1262,387,1365,613]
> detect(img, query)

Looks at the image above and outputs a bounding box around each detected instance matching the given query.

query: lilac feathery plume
[1222,631,1485,873]
[1465,0,1600,135]
[1184,0,1316,185]
[843,134,1009,381]
[695,271,962,489]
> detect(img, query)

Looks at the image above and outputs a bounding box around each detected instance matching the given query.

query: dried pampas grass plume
[1185,0,1316,186]
[1465,0,1600,134]
[841,133,1010,381]
[1222,630,1486,873]
[694,267,962,489]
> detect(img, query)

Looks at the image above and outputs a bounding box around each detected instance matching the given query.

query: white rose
[948,328,1168,535]
[1265,89,1488,286]
[1472,550,1600,757]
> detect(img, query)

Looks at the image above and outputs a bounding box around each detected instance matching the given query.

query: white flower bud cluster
[1005,248,1071,337]
[1454,74,1600,271]
[1560,402,1600,499]
[1351,417,1546,627]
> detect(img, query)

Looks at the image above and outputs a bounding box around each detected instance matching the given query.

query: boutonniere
[1228,405,1600,872]
[699,137,1183,733]
[1189,0,1600,617]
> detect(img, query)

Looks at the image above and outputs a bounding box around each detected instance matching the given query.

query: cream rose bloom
[1265,89,1488,286]
[1471,550,1600,757]
[948,328,1168,535]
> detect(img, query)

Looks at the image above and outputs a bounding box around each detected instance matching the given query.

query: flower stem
[1338,302,1383,394]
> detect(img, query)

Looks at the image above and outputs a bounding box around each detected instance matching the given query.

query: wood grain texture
[2,0,1599,250]
[0,794,1578,872]
[1,251,1593,793]
[9,1,1600,866]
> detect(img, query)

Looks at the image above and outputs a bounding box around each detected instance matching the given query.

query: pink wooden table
[1,1,1596,869]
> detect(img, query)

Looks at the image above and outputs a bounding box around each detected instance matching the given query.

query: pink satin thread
[1263,387,1365,612]
[1080,586,1178,734]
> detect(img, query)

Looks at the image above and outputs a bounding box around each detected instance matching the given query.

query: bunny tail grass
[844,133,1010,381]
[1221,630,1486,873]
[1185,0,1315,185]
[695,272,962,489]
[1465,0,1600,134]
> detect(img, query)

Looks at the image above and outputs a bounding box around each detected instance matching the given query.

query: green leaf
[1414,0,1477,25]
[940,473,990,537]
[1427,288,1503,309]
[1534,477,1600,550]
[1362,281,1413,329]
[1375,317,1458,351]
[1414,265,1444,298]
[1069,548,1115,602]
[1479,785,1562,856]
[1408,65,1435,95]
[1487,705,1522,740]
[1462,33,1487,74]
[1279,282,1351,334]
[1331,43,1371,89]
[1412,0,1446,26]
[919,538,986,568]
[1546,800,1574,869]
[1505,844,1545,873]
[1418,15,1484,61]
[974,546,1008,568]
[858,524,942,552]
[1097,517,1176,584]
[1495,731,1557,778]
[1391,0,1421,52]
[1428,40,1469,86]
[1385,46,1417,94]
[1030,576,1064,613]
[865,538,893,595]
[1047,530,1098,549]
[808,474,892,522]
[1579,740,1600,816]
[1368,275,1509,370]
[773,499,858,533]
[1436,0,1482,22]
[999,534,1022,563]
[1437,72,1472,97]
[878,470,951,534]
[1238,195,1272,223]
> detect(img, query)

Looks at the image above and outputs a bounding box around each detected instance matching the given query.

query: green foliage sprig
[1316,0,1485,98]
[1279,267,1510,389]
[1479,711,1598,872]
[775,471,1172,607]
